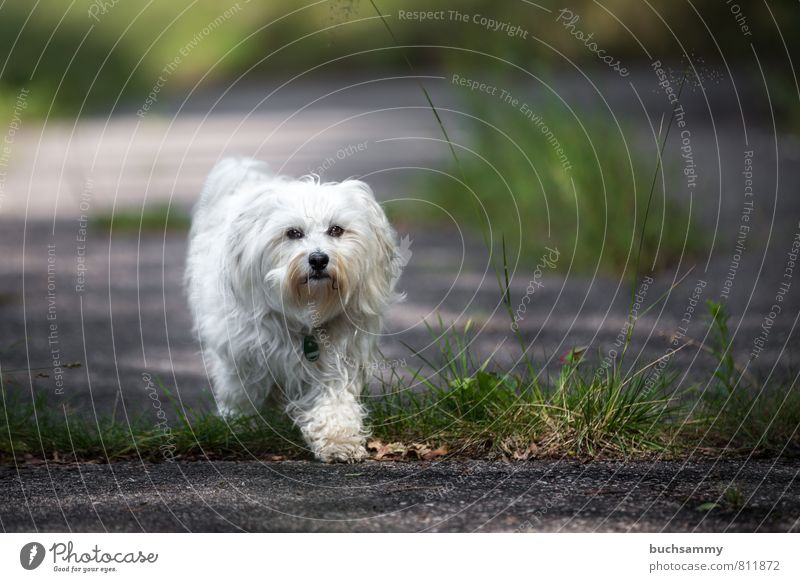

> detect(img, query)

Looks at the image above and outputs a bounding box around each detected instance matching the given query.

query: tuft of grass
[370,317,681,459]
[691,301,800,456]
[724,483,747,511]
[706,300,739,393]
[91,204,191,234]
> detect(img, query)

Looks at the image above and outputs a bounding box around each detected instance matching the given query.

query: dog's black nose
[308,251,329,270]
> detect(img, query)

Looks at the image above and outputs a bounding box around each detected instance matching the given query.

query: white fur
[185,157,400,462]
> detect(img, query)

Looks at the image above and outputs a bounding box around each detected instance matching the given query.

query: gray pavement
[1,459,797,532]
[0,216,797,415]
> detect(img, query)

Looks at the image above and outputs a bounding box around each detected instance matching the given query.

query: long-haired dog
[185,158,400,462]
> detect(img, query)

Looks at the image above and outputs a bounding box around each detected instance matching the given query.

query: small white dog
[185,157,400,462]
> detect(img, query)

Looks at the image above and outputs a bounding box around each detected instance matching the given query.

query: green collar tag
[303,334,320,362]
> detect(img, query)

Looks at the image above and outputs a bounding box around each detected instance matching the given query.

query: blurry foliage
[0,0,797,118]
[416,91,701,273]
[90,204,191,233]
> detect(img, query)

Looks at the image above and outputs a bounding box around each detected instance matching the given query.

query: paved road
[1,217,797,415]
[2,459,798,532]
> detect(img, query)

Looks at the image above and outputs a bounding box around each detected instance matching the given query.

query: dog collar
[303,333,320,362]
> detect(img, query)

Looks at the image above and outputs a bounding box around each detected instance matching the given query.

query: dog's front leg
[289,387,367,463]
[208,352,268,418]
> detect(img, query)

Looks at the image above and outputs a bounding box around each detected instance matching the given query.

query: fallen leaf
[367,440,447,461]
[404,443,429,459]
[421,446,449,461]
[367,440,407,460]
[512,442,540,460]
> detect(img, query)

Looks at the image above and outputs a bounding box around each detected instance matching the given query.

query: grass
[91,204,191,234]
[689,301,800,456]
[369,318,680,459]
[0,383,302,463]
[411,93,702,274]
[2,298,796,464]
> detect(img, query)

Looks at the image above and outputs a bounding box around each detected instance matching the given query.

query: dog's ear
[221,213,260,305]
[340,180,400,316]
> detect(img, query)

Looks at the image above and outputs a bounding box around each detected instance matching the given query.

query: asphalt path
[2,460,797,532]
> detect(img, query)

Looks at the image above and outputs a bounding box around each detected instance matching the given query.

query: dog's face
[227,178,397,326]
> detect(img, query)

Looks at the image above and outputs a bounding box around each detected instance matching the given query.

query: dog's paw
[314,440,368,463]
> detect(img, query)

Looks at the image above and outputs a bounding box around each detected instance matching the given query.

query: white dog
[185,157,400,462]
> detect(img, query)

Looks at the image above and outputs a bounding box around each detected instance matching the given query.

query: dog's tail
[198,156,271,208]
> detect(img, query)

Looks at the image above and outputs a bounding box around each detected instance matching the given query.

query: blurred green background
[1,0,797,118]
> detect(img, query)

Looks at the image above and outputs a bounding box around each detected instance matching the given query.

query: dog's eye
[286,228,304,240]
[327,225,344,238]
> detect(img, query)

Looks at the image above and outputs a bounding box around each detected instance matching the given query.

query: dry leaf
[367,439,448,461]
[421,446,448,461]
[510,441,540,460]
